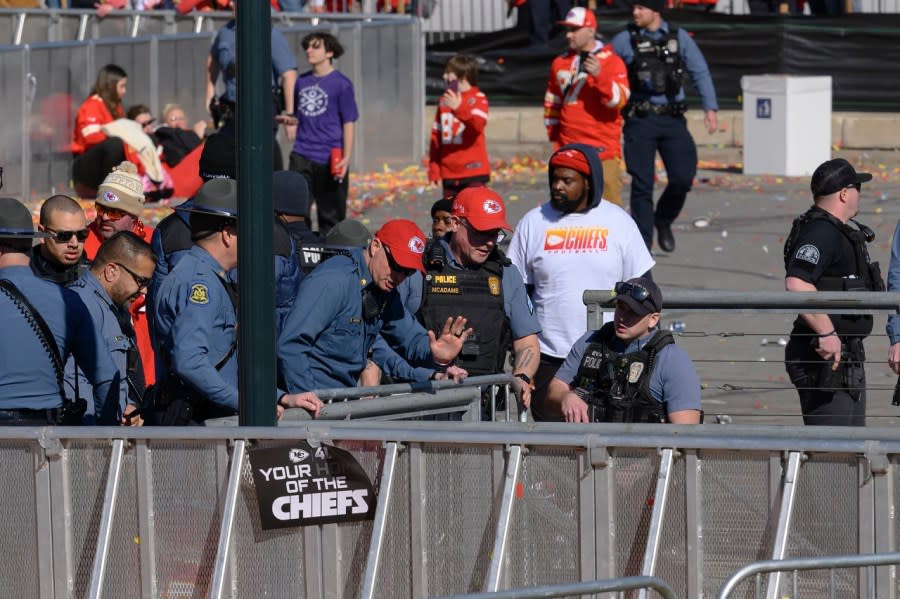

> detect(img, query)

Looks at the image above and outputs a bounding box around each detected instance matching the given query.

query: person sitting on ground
[546,277,701,424]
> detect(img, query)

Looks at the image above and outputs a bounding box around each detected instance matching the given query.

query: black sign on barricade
[248,441,377,530]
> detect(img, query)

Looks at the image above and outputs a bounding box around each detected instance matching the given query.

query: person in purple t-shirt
[285,32,359,237]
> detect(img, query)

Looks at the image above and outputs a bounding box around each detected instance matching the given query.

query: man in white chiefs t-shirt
[508,143,655,421]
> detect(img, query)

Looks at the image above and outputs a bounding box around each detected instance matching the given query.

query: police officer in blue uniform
[371,188,541,405]
[205,0,297,169]
[67,231,155,425]
[546,277,701,423]
[611,0,718,253]
[277,219,472,400]
[784,159,882,426]
[0,197,120,425]
[151,179,321,424]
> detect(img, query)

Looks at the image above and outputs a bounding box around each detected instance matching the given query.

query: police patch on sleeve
[794,244,820,265]
[190,283,209,304]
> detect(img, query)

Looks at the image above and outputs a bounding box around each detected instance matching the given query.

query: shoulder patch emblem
[190,283,209,304]
[795,244,820,265]
[488,275,501,296]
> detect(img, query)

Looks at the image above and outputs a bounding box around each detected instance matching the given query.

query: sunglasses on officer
[114,262,152,290]
[460,218,508,245]
[844,182,861,192]
[45,227,89,243]
[614,281,659,312]
[96,204,132,221]
[382,245,416,277]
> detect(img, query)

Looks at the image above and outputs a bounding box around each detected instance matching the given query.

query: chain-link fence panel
[610,448,659,579]
[700,450,777,599]
[780,453,859,598]
[421,444,499,596]
[66,440,114,597]
[150,440,223,599]
[506,447,580,589]
[0,440,39,598]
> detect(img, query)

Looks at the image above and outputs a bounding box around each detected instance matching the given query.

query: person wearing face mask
[507,144,654,421]
[66,232,154,426]
[277,219,472,402]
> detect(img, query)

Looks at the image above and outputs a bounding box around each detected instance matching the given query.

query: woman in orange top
[72,64,130,197]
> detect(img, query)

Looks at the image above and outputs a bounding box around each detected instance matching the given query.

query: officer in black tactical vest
[784,159,884,426]
[610,0,718,253]
[546,277,701,423]
[372,187,541,407]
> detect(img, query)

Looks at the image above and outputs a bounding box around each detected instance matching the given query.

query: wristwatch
[514,373,532,386]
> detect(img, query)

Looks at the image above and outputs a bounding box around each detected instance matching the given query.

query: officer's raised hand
[560,391,590,423]
[429,316,473,364]
[277,392,325,419]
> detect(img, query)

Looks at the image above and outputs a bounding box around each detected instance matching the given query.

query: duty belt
[625,101,687,118]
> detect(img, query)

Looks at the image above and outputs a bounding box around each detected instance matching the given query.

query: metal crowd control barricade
[717,552,900,599]
[204,374,527,425]
[4,424,900,598]
[434,575,679,599]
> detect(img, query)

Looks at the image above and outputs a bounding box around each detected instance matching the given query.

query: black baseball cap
[810,158,872,197]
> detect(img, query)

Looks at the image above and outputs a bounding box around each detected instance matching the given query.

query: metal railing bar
[717,552,900,599]
[135,440,157,599]
[209,439,245,599]
[360,441,399,599]
[639,448,674,599]
[310,374,518,401]
[434,575,679,599]
[33,441,55,599]
[585,290,900,312]
[766,451,802,599]
[88,438,125,599]
[7,422,900,452]
[277,386,484,422]
[484,444,523,591]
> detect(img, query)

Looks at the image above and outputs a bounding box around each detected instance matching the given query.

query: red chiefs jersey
[72,95,123,155]
[544,41,630,160]
[428,86,490,183]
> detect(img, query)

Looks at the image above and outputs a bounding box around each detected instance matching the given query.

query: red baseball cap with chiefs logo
[374,219,427,273]
[452,187,512,232]
[557,6,597,29]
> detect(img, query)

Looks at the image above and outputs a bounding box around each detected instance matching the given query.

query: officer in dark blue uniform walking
[0,197,120,425]
[611,0,718,253]
[151,179,321,424]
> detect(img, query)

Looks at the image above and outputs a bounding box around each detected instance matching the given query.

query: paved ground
[353,145,900,426]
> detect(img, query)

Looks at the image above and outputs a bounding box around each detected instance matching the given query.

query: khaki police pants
[602,157,624,207]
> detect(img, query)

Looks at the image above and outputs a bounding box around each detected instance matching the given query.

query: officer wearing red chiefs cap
[277,218,474,403]
[369,187,541,411]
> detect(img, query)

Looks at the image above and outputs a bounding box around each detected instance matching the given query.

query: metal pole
[237,0,276,426]
[766,451,802,599]
[484,445,524,591]
[210,439,246,599]
[360,442,400,599]
[88,439,125,599]
[638,448,674,599]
